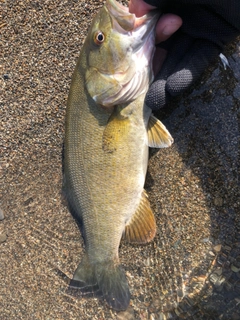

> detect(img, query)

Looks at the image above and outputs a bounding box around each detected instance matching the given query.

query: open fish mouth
[106,0,159,50]
[106,0,158,31]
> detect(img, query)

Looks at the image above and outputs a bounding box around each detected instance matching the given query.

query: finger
[155,32,194,80]
[146,79,169,109]
[147,33,193,108]
[155,14,182,43]
[166,39,220,97]
[146,39,220,110]
[152,15,182,75]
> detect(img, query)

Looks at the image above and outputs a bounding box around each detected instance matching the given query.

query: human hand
[130,0,240,110]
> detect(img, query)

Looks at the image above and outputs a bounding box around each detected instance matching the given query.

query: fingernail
[162,24,181,36]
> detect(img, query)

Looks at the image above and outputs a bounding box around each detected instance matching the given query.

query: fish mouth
[87,0,160,107]
[106,0,159,32]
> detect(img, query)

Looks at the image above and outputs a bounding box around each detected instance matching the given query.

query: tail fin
[69,256,130,311]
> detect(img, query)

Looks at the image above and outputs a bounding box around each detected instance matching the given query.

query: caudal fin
[69,256,130,311]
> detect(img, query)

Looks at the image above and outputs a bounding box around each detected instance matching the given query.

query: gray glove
[143,0,240,109]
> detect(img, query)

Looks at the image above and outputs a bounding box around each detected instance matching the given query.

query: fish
[64,0,173,311]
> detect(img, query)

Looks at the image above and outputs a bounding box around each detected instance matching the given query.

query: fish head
[84,0,159,107]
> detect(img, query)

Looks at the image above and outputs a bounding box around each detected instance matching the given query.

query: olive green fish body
[65,66,150,262]
[64,0,173,311]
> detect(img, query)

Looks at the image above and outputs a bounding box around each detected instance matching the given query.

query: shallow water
[146,48,240,318]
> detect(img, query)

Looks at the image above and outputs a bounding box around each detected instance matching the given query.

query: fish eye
[94,31,105,45]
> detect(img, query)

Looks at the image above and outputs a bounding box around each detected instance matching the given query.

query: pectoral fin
[102,109,130,153]
[124,190,156,244]
[148,115,173,148]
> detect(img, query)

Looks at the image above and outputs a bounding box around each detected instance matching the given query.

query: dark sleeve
[143,0,240,32]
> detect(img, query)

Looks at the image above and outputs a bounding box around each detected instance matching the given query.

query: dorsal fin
[148,115,173,148]
[124,190,156,244]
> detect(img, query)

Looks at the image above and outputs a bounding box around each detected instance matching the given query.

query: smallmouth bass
[64,0,173,311]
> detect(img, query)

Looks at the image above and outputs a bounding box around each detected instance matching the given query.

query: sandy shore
[1,1,240,319]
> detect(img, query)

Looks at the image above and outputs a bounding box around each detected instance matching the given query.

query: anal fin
[148,115,173,148]
[124,190,156,244]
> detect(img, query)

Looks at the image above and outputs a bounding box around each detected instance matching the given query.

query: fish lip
[106,0,129,14]
[106,0,160,31]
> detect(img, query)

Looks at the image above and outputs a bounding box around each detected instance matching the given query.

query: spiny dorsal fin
[148,115,173,148]
[124,190,156,244]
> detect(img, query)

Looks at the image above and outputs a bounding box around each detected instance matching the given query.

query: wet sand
[1,1,240,319]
